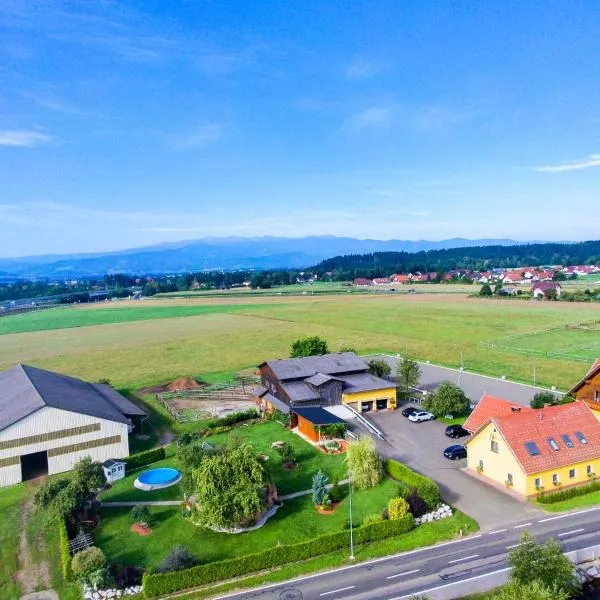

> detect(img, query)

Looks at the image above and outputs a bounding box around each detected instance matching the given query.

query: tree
[530,390,556,409]
[494,282,503,294]
[397,357,422,392]
[508,532,580,597]
[290,336,329,358]
[156,546,200,573]
[275,441,296,464]
[130,505,150,526]
[491,581,568,600]
[544,288,557,301]
[479,283,493,296]
[346,436,382,490]
[71,547,107,584]
[177,441,213,472]
[70,456,105,492]
[368,359,392,378]
[192,443,270,529]
[388,497,409,520]
[34,478,69,509]
[312,470,329,506]
[423,381,470,417]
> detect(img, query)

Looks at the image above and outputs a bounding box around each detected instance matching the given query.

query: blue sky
[1,1,599,256]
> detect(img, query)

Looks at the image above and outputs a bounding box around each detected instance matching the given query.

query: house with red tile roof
[372,277,391,285]
[531,281,562,298]
[391,274,410,284]
[353,278,372,287]
[465,394,600,496]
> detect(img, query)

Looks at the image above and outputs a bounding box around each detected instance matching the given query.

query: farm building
[256,352,396,415]
[465,393,600,497]
[567,358,600,416]
[531,282,562,298]
[0,364,147,488]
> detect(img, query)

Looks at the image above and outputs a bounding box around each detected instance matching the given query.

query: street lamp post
[349,470,355,560]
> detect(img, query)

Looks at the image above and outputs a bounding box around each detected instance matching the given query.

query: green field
[1,294,599,391]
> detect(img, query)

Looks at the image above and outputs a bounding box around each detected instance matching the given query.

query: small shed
[292,406,345,443]
[103,458,126,483]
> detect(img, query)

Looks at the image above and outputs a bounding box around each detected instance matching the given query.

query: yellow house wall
[525,459,600,496]
[466,422,527,495]
[342,388,397,412]
[589,407,600,423]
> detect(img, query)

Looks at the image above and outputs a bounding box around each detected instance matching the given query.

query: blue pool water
[137,467,181,486]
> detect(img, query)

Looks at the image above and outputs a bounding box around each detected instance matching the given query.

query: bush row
[537,479,600,504]
[142,514,414,597]
[384,459,442,509]
[58,518,72,581]
[203,408,259,430]
[124,447,166,471]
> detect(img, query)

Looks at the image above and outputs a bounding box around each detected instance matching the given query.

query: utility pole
[349,470,355,560]
[533,356,536,387]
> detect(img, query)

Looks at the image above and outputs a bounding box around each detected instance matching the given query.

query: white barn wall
[0,406,129,488]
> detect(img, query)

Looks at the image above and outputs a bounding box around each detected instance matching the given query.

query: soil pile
[165,377,204,392]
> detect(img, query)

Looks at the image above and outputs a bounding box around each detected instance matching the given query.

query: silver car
[408,410,435,423]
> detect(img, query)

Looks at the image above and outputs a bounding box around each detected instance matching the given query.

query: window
[596,391,600,403]
[507,473,513,484]
[478,459,484,470]
[569,469,576,479]
[552,473,560,485]
[561,434,574,449]
[534,477,542,488]
[587,465,594,475]
[490,440,499,453]
[547,437,560,451]
[575,431,588,445]
[524,441,541,456]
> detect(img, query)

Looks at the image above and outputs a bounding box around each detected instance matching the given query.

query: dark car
[444,444,467,460]
[402,406,420,418]
[445,425,470,439]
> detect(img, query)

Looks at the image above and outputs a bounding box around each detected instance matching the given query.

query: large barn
[0,364,147,488]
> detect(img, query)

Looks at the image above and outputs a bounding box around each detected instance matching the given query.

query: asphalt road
[216,507,600,600]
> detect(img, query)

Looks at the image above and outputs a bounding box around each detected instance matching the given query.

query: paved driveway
[369,408,542,529]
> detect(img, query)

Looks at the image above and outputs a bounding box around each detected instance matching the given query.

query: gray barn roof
[0,364,147,432]
[338,373,394,394]
[261,352,368,381]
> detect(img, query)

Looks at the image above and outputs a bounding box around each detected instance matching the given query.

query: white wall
[0,406,129,488]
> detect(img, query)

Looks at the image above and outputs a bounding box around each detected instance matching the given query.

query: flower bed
[318,440,348,455]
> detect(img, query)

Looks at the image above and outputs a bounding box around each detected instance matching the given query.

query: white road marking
[387,567,512,600]
[538,506,600,523]
[488,529,507,535]
[448,554,479,564]
[558,528,585,537]
[386,569,420,580]
[320,586,355,596]
[506,540,535,550]
[514,522,532,529]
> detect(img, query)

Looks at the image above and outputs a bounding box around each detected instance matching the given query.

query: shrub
[275,441,296,464]
[142,515,414,597]
[537,480,600,504]
[71,547,107,584]
[405,489,428,517]
[156,546,200,574]
[88,567,114,589]
[124,447,166,471]
[204,408,259,429]
[319,423,346,438]
[329,479,342,503]
[130,505,150,526]
[362,513,384,526]
[384,459,442,510]
[530,391,557,409]
[388,497,410,520]
[34,478,69,509]
[312,470,329,506]
[58,518,72,581]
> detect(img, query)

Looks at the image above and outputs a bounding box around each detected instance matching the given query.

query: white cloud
[345,59,384,81]
[341,106,394,134]
[0,130,51,147]
[169,124,225,150]
[534,154,600,173]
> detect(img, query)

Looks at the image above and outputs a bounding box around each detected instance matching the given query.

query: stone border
[204,503,282,534]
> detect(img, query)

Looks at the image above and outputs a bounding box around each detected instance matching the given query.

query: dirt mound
[130,523,152,536]
[165,377,205,392]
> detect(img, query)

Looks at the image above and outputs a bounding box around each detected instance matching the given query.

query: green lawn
[532,489,600,513]
[96,478,399,568]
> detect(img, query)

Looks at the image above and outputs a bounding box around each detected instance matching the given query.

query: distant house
[391,274,410,284]
[372,278,391,286]
[531,282,562,298]
[502,271,524,285]
[465,393,600,497]
[256,352,397,416]
[353,278,372,287]
[426,272,438,282]
[499,287,518,296]
[0,365,147,488]
[567,359,600,416]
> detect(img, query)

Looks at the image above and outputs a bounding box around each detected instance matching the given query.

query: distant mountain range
[0,236,555,278]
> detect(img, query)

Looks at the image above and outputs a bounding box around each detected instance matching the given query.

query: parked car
[408,410,435,423]
[444,444,467,460]
[401,406,420,418]
[445,425,470,439]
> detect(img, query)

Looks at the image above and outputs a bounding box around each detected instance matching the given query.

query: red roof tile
[493,402,600,474]
[464,393,532,433]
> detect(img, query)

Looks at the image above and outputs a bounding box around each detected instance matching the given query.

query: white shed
[103,458,126,483]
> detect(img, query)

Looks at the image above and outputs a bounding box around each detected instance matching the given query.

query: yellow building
[465,394,600,497]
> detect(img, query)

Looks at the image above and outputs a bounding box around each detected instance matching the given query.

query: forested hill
[312,241,600,279]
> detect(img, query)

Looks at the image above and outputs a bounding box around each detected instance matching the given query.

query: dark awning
[292,406,345,425]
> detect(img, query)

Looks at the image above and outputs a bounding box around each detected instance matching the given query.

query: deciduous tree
[397,357,421,392]
[290,336,329,358]
[368,359,392,378]
[423,381,469,417]
[346,436,382,490]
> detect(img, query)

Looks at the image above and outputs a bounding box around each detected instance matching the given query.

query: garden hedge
[384,459,442,509]
[142,514,414,597]
[58,518,72,581]
[537,480,600,504]
[124,447,166,471]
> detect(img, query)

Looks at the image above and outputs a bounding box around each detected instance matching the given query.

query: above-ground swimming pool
[134,467,182,491]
